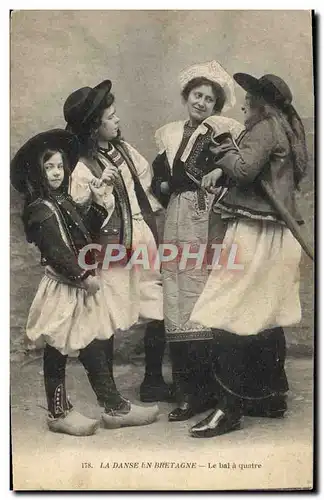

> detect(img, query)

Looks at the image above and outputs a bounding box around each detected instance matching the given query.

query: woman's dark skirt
[210,327,289,413]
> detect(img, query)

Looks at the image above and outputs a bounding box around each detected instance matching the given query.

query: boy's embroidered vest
[81,142,158,250]
[114,143,158,245]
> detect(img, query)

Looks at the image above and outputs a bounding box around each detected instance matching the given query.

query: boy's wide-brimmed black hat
[233,73,293,107]
[63,86,91,129]
[11,129,80,193]
[64,80,112,129]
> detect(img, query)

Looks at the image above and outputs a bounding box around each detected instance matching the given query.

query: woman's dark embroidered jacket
[152,116,304,225]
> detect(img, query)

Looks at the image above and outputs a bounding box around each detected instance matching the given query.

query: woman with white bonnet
[151,60,244,422]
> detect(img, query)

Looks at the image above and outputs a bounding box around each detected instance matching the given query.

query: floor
[11,357,314,491]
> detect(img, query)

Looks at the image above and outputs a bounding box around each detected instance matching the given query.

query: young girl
[11,129,158,436]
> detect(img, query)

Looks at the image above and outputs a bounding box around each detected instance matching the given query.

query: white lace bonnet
[179,60,236,112]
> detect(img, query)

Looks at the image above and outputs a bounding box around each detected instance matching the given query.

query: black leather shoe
[244,396,287,418]
[168,402,195,422]
[140,378,175,403]
[190,409,242,438]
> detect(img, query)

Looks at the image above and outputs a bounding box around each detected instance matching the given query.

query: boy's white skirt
[190,218,302,335]
[98,218,163,332]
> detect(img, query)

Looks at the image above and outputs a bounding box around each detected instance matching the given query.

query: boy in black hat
[64,81,172,403]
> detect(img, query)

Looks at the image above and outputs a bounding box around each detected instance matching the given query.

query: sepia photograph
[10,9,315,490]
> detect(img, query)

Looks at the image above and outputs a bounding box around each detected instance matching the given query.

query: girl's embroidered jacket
[210,116,304,224]
[23,195,108,284]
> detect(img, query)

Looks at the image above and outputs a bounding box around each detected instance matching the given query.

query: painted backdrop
[10,10,314,359]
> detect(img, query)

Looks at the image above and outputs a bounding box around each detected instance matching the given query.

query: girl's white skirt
[190,218,302,335]
[26,272,114,357]
[27,218,163,355]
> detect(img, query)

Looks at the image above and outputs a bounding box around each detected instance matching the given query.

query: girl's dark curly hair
[181,77,226,114]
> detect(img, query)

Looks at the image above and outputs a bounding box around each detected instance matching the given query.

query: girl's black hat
[233,73,293,107]
[11,129,79,193]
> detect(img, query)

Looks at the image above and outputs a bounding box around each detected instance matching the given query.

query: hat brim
[233,73,263,95]
[81,80,112,124]
[11,129,79,193]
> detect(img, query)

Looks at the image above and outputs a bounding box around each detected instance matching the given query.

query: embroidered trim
[97,151,133,250]
[41,200,75,251]
[214,202,286,225]
[181,124,209,163]
[166,330,214,342]
[45,266,87,289]
[166,320,213,341]
[196,190,207,212]
[184,127,213,182]
[181,117,244,163]
[53,383,67,417]
[181,124,216,215]
[185,189,213,215]
[166,321,212,332]
[115,142,159,245]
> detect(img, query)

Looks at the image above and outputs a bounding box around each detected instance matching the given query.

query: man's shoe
[190,409,242,438]
[168,402,195,422]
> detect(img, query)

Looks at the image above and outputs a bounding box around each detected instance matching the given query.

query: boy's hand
[101,165,119,186]
[83,275,100,296]
[160,181,170,194]
[89,179,106,204]
[89,177,103,189]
